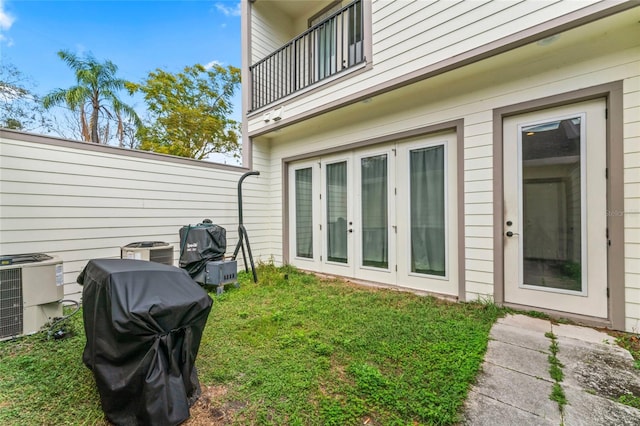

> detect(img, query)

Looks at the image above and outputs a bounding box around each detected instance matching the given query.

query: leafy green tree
[127,64,240,160]
[42,50,140,144]
[0,61,51,131]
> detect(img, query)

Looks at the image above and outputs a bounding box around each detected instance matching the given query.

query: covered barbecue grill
[78,259,212,425]
[179,220,237,293]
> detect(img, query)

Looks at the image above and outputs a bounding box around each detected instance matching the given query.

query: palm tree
[43,50,140,144]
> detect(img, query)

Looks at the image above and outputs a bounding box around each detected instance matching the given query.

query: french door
[396,135,458,295]
[289,133,458,296]
[503,100,608,318]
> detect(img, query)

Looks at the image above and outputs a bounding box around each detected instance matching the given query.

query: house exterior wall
[246,0,624,131]
[626,74,640,332]
[250,3,295,64]
[247,7,640,331]
[0,130,270,300]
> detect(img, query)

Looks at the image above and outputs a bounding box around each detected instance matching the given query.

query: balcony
[249,0,364,112]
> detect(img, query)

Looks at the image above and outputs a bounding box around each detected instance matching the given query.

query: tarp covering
[78,259,213,426]
[179,221,226,278]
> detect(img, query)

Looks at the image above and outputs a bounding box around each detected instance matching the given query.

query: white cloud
[215,2,241,17]
[204,60,223,70]
[0,33,13,47]
[0,0,15,30]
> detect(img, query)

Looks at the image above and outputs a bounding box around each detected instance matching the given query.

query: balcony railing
[250,0,364,112]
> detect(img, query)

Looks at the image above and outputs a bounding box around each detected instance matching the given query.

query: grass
[550,383,567,407]
[612,332,640,369]
[617,394,640,410]
[544,331,566,415]
[0,264,504,425]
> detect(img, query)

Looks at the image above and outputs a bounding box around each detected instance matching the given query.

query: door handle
[348,229,353,233]
[506,231,519,237]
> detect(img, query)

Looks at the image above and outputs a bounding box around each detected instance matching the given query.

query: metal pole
[232,171,260,282]
[237,171,260,226]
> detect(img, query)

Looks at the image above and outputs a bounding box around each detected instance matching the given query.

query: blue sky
[0,0,243,120]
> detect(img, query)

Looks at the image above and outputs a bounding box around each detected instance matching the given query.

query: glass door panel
[346,0,363,66]
[326,161,349,263]
[521,118,582,292]
[289,160,321,271]
[361,154,388,269]
[295,168,314,259]
[310,2,340,81]
[410,145,446,276]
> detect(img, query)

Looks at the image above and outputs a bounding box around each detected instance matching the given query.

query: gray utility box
[192,260,238,295]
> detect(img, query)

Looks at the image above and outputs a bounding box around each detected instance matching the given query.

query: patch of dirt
[184,385,246,425]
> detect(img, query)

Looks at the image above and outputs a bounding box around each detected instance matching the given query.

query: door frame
[321,153,354,276]
[353,144,396,285]
[493,82,625,329]
[282,120,466,299]
[288,159,322,271]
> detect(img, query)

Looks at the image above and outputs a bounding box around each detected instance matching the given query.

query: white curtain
[295,168,313,258]
[361,155,388,268]
[327,162,348,263]
[410,146,445,276]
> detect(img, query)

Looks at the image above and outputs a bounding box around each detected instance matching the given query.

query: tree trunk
[90,93,100,143]
[80,106,91,142]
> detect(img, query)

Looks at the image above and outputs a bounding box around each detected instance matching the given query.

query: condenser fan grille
[0,268,23,339]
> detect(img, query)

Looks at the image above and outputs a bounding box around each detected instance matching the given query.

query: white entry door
[319,148,397,282]
[321,154,354,276]
[288,160,321,271]
[353,146,396,284]
[503,100,608,318]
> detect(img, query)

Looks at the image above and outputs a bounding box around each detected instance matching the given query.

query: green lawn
[0,264,503,425]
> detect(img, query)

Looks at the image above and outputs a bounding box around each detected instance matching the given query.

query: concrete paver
[463,389,557,426]
[473,362,560,422]
[489,322,551,353]
[562,386,640,426]
[484,340,550,379]
[496,314,552,333]
[462,314,640,426]
[553,323,618,345]
[556,336,640,401]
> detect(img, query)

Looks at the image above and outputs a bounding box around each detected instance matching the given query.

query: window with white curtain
[361,154,388,268]
[410,145,446,276]
[326,161,348,263]
[295,168,314,258]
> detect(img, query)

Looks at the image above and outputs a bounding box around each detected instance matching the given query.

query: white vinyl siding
[251,3,295,63]
[248,0,611,131]
[624,75,640,331]
[0,135,270,300]
[250,139,282,264]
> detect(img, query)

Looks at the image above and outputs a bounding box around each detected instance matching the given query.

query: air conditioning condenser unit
[0,253,64,341]
[121,241,174,266]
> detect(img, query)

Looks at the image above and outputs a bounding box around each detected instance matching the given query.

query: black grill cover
[78,259,212,426]
[179,222,226,277]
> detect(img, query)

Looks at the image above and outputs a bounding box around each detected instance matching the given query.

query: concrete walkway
[463,314,640,425]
